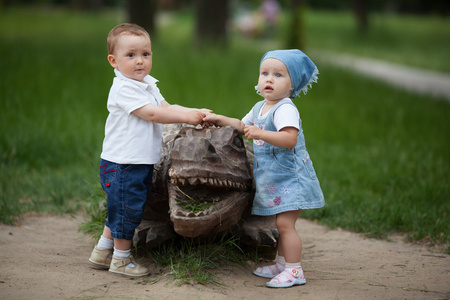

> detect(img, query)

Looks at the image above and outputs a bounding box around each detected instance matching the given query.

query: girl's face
[108,34,152,82]
[258,58,293,102]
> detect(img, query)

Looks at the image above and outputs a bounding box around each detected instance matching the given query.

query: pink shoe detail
[266,269,306,288]
[253,263,285,279]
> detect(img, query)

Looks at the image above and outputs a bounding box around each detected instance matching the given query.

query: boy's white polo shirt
[101,69,165,165]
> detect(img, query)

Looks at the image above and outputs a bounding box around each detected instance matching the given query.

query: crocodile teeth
[188,177,198,185]
[170,176,247,190]
[175,209,208,218]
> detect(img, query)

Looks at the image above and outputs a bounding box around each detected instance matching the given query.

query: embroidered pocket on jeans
[100,163,117,188]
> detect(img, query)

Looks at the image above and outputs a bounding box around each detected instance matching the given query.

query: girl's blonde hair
[107,23,150,54]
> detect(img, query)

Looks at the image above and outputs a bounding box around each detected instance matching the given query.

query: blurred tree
[69,0,103,10]
[128,0,158,37]
[286,0,305,49]
[349,0,368,33]
[194,0,229,47]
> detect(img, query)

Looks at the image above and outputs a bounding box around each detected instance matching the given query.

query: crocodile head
[167,125,253,238]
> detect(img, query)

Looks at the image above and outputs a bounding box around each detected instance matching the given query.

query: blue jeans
[99,159,154,240]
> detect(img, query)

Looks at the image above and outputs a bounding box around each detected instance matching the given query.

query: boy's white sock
[97,236,114,250]
[113,248,130,258]
[113,248,135,267]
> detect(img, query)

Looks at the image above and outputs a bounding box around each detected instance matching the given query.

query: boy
[89,23,210,277]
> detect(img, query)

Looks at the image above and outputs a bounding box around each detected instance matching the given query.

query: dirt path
[0,213,448,300]
[313,50,450,101]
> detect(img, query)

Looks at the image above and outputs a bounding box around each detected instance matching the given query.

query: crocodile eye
[233,136,243,148]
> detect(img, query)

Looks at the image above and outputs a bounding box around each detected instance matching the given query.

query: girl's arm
[132,103,205,126]
[244,125,298,149]
[203,113,246,134]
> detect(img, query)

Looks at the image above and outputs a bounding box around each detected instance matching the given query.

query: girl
[203,49,325,288]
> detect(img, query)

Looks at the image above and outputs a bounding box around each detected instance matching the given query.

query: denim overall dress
[251,99,325,216]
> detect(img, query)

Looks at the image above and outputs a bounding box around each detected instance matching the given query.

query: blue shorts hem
[110,230,135,241]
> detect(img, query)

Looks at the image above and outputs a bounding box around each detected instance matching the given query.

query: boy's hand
[199,108,212,114]
[186,110,206,126]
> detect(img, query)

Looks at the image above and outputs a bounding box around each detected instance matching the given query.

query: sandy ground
[0,213,448,300]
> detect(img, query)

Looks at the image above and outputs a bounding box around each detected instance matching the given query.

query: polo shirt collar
[114,69,158,90]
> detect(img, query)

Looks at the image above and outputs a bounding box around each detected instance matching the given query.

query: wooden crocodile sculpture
[134,124,278,257]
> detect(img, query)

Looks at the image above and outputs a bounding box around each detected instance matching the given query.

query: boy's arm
[203,113,245,134]
[162,101,211,115]
[132,103,204,125]
[244,125,298,149]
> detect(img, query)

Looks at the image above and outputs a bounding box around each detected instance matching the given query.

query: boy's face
[258,58,293,102]
[108,34,152,82]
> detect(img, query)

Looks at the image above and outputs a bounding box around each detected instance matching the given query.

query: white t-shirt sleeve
[115,84,154,115]
[273,104,300,131]
[241,108,254,126]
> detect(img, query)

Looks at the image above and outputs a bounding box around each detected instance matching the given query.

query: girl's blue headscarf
[255,49,319,99]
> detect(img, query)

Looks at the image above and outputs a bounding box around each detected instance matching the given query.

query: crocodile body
[133,124,278,257]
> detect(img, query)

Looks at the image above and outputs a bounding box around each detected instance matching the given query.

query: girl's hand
[199,109,214,127]
[245,125,298,148]
[202,113,245,133]
[202,112,218,126]
[243,125,262,140]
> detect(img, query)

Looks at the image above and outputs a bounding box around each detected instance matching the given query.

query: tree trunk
[128,0,158,37]
[194,0,229,48]
[69,0,103,11]
[286,0,305,50]
[349,0,369,34]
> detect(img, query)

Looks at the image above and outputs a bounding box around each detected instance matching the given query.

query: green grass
[299,67,449,245]
[138,236,247,286]
[301,10,450,72]
[0,7,449,254]
[0,8,116,223]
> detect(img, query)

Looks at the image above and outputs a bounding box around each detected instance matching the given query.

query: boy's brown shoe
[109,255,150,277]
[89,246,113,269]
